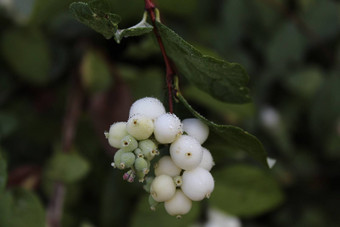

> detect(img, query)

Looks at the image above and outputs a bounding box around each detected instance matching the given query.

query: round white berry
[105,122,128,148]
[182,118,209,144]
[154,156,181,177]
[164,189,192,217]
[150,175,176,202]
[154,113,182,144]
[199,147,214,171]
[126,114,154,140]
[181,167,214,201]
[129,97,166,120]
[170,135,203,170]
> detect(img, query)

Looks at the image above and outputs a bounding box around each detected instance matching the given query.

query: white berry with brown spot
[170,135,203,170]
[126,114,154,140]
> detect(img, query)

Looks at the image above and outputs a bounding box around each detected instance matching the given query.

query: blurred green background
[0,0,340,226]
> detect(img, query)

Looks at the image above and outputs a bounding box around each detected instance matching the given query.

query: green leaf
[177,92,268,167]
[130,195,200,227]
[81,49,113,93]
[70,1,153,42]
[45,150,90,184]
[156,22,251,104]
[0,28,51,85]
[0,188,45,227]
[210,164,284,217]
[0,152,7,193]
[183,86,255,121]
[114,16,153,43]
[70,1,121,39]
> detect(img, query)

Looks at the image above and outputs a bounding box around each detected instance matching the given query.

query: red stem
[145,0,175,113]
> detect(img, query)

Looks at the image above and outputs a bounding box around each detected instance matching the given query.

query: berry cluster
[105,97,215,218]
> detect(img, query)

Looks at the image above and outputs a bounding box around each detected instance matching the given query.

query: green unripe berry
[120,152,136,169]
[135,157,149,173]
[105,122,128,148]
[139,139,158,160]
[173,176,183,187]
[113,149,125,169]
[134,148,144,158]
[121,135,138,152]
[136,170,146,182]
[148,194,159,211]
[143,177,154,193]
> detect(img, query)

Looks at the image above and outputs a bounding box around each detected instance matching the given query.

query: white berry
[150,175,176,202]
[129,97,166,120]
[164,189,192,217]
[154,113,182,144]
[154,156,181,177]
[182,118,209,144]
[126,114,154,140]
[181,167,214,201]
[199,147,214,171]
[105,122,128,148]
[170,135,203,170]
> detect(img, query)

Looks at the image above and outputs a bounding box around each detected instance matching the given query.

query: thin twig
[145,0,175,113]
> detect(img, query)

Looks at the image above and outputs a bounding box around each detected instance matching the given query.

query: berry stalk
[144,0,175,113]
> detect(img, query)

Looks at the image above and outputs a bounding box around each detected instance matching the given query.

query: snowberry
[181,167,214,201]
[154,113,182,144]
[129,97,166,120]
[126,114,154,140]
[105,122,128,148]
[113,149,124,169]
[182,118,209,144]
[170,135,203,170]
[119,152,135,169]
[134,148,144,158]
[139,139,158,160]
[148,194,159,211]
[154,156,181,177]
[122,169,135,183]
[120,135,138,152]
[135,157,149,174]
[164,189,192,218]
[199,147,215,171]
[173,176,183,187]
[150,175,176,202]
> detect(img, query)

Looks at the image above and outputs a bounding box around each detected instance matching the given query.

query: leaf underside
[70,0,153,42]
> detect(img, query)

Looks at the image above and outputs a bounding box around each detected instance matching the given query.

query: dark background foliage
[0,0,339,226]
